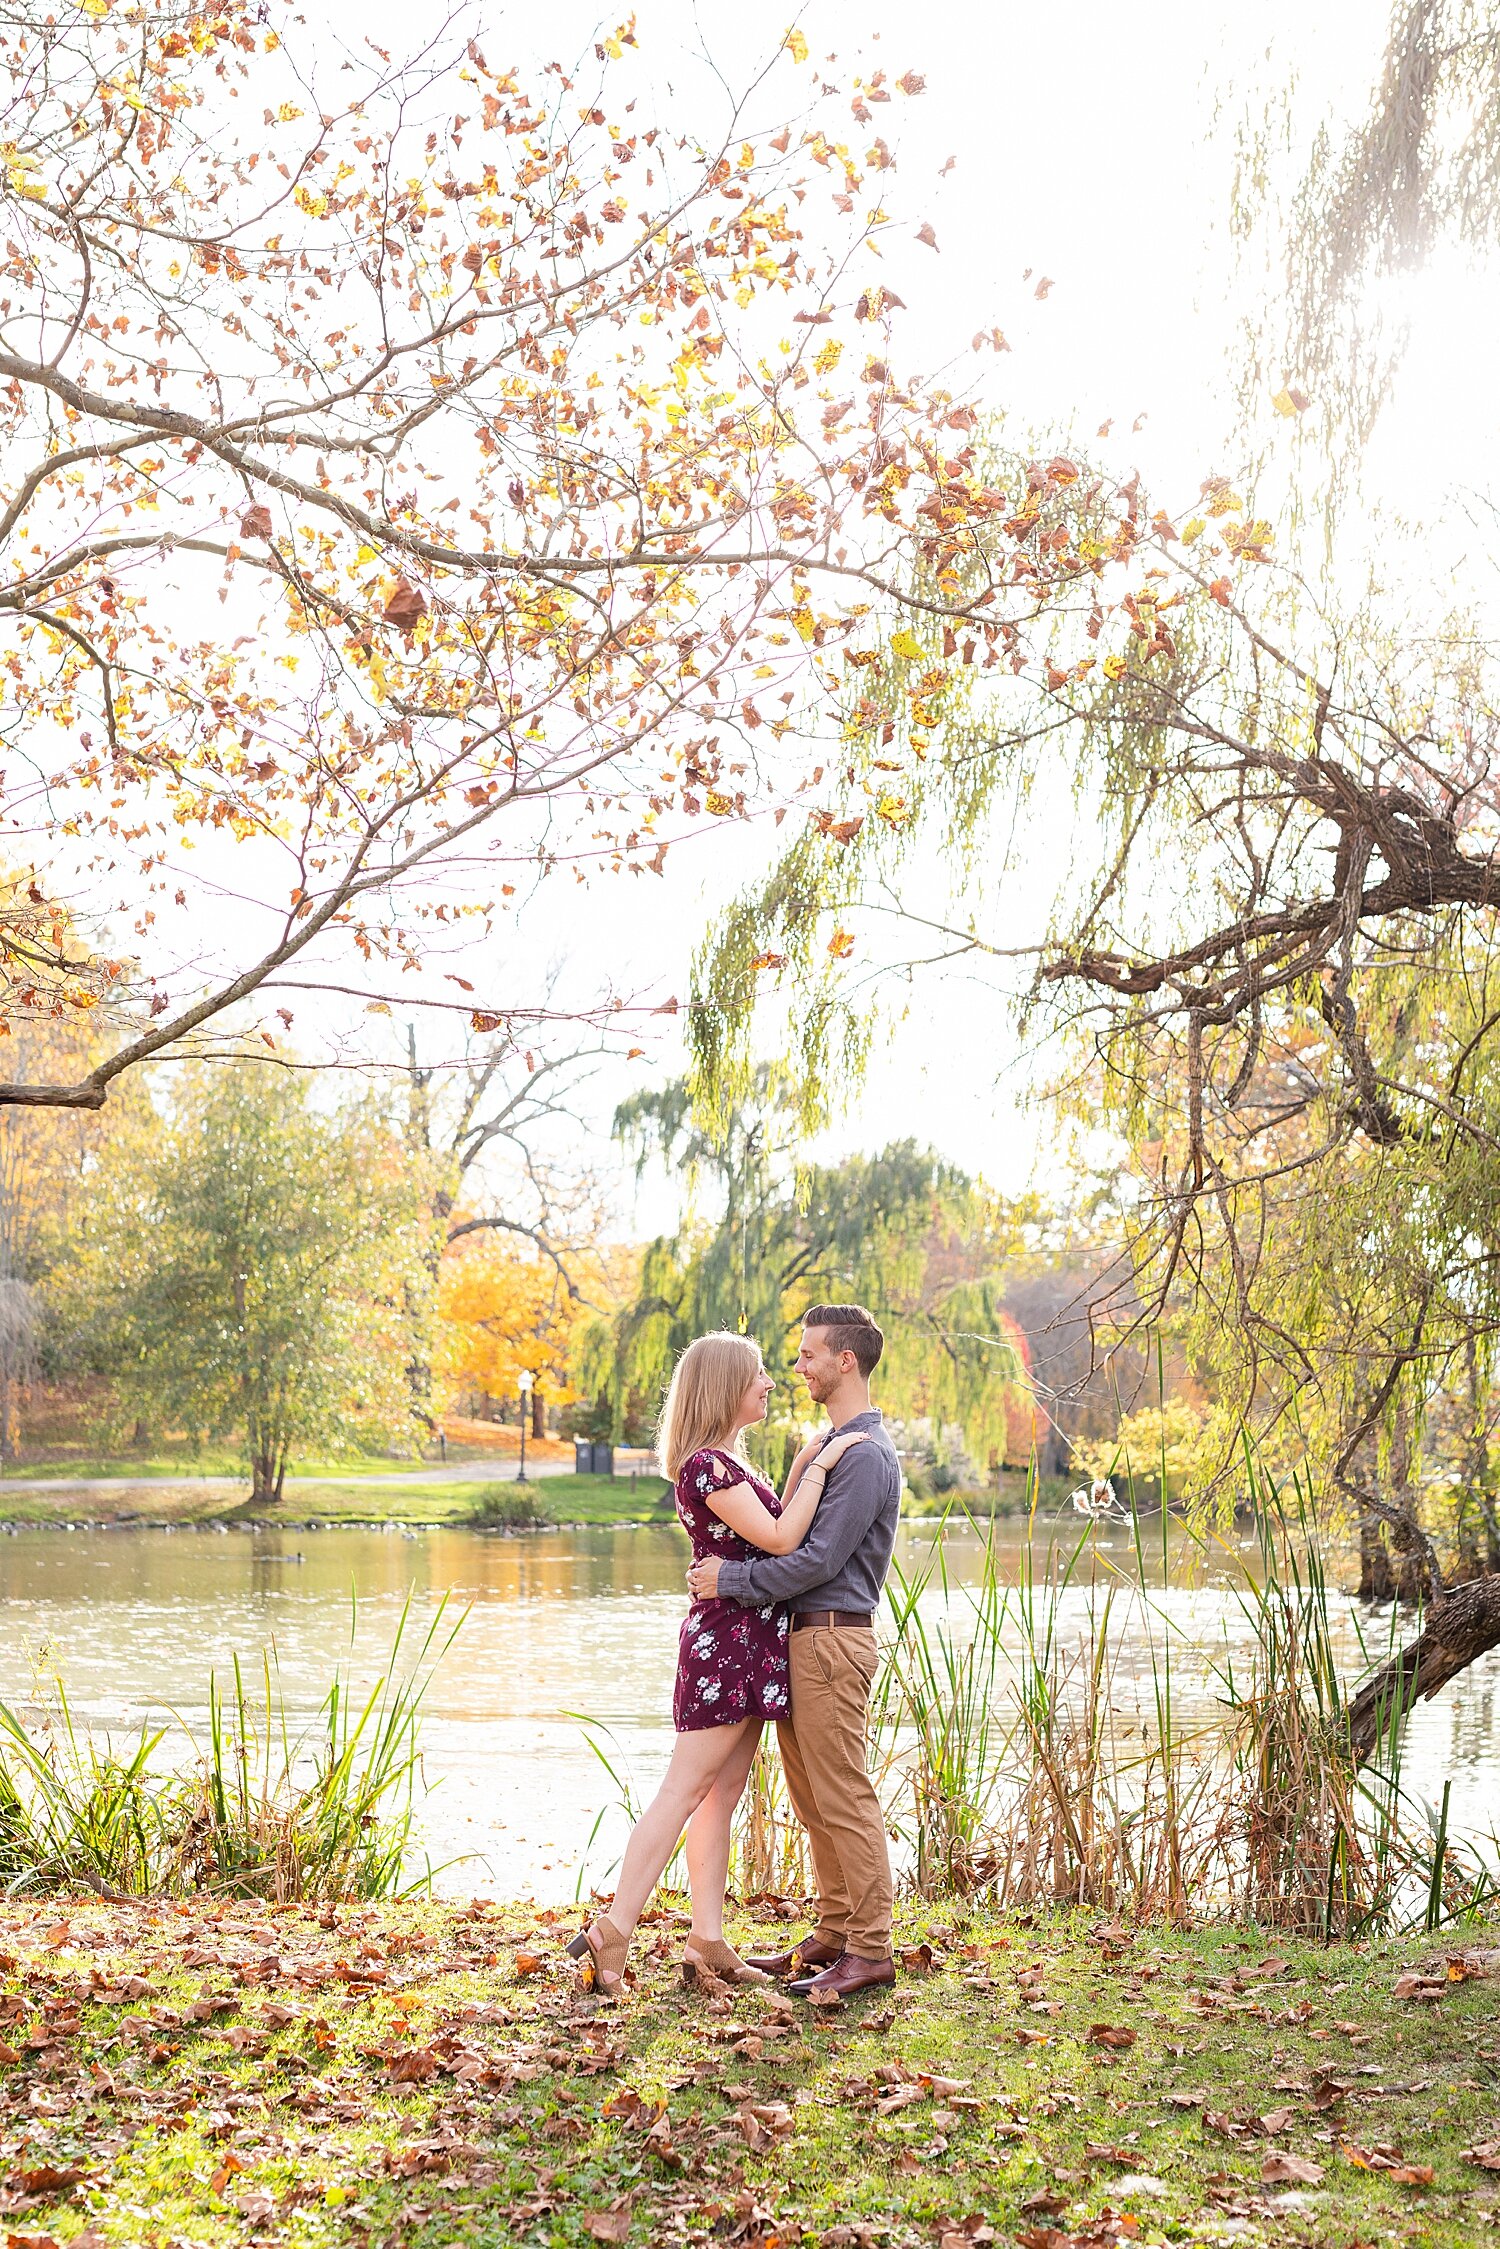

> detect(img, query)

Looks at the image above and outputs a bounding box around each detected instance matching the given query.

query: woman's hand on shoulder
[817,1430,869,1467]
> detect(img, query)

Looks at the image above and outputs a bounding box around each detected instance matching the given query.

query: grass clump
[0,1595,461,1901]
[468,1484,555,1531]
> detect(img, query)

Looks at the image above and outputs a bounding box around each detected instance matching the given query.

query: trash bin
[575,1440,615,1476]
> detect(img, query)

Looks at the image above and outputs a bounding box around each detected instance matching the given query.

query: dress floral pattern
[673,1447,789,1731]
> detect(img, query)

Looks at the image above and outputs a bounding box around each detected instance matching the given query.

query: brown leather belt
[792,1609,874,1631]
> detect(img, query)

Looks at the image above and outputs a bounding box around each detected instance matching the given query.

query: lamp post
[517,1368,534,1484]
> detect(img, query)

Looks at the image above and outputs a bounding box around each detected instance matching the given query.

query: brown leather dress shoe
[787,1951,896,1999]
[742,1931,846,1979]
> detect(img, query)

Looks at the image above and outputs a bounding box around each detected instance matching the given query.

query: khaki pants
[776,1625,892,1959]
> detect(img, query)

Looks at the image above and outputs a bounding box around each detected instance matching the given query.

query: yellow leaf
[784,28,809,63]
[814,339,842,375]
[826,926,855,958]
[1181,516,1206,544]
[889,629,923,662]
[705,791,736,816]
[1103,653,1128,681]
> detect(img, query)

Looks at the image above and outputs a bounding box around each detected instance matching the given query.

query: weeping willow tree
[1229,2,1500,502]
[685,389,1500,1725]
[575,1073,1032,1474]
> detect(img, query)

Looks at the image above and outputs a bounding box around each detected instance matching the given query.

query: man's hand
[688,1555,722,1601]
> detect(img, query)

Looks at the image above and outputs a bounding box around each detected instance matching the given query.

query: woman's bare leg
[684,1721,762,1944]
[608,1718,760,1938]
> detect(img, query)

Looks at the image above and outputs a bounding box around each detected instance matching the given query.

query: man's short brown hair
[802,1302,884,1376]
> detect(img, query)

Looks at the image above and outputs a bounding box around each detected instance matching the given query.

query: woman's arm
[778,1434,826,1509]
[702,1433,867,1555]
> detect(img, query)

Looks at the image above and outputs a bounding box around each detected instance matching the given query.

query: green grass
[0,1472,675,1530]
[0,1446,512,1483]
[2,1897,1495,2246]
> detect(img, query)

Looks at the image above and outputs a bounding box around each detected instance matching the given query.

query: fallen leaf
[1087,2023,1137,2049]
[581,2209,632,2243]
[1467,2138,1500,2170]
[16,2168,87,2195]
[1393,1970,1446,2001]
[1262,2151,1324,2184]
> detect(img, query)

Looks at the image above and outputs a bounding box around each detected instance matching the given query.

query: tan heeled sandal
[681,1937,771,1986]
[565,1912,630,1994]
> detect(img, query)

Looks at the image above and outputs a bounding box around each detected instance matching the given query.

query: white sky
[91,2,1500,1229]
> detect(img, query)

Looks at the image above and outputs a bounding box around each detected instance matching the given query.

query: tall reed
[864,1461,1499,1935]
[0,1592,462,1901]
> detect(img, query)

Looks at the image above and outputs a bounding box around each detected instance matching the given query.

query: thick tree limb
[1347,1573,1500,1764]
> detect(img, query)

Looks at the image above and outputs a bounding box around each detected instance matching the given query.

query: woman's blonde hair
[656,1331,763,1479]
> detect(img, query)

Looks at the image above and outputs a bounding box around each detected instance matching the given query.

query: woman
[566,1331,864,1994]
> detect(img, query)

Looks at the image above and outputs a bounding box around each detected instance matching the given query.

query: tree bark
[1346,1574,1500,1763]
[1358,1516,1397,1602]
[531,1387,546,1442]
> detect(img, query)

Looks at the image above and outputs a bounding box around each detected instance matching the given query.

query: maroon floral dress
[673,1447,790,1731]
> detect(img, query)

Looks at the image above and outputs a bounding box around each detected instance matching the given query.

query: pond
[0,1518,1495,1898]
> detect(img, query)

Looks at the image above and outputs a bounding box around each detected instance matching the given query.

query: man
[686,1303,902,1998]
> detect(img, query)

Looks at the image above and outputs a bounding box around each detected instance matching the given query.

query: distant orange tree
[437,1230,631,1439]
[0,2,1136,1111]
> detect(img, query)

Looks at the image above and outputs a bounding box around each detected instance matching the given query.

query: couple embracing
[568,1304,901,2002]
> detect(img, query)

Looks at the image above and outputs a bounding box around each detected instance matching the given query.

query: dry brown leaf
[580,2211,632,2244]
[1087,2022,1137,2048]
[1019,2186,1070,2216]
[1261,2150,1324,2184]
[382,577,427,634]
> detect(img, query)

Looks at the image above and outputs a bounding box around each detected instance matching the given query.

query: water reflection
[0,1518,1493,1897]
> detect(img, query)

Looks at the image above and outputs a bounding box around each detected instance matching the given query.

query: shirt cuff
[714,1558,753,1604]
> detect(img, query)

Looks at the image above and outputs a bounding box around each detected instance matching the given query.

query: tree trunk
[250,1445,282,1505]
[1347,1574,1500,1763]
[531,1388,546,1442]
[1358,1516,1399,1602]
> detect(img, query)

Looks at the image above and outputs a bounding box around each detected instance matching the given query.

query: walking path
[0,1451,660,1497]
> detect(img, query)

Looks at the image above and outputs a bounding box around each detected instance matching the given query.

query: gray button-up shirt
[712,1407,902,1616]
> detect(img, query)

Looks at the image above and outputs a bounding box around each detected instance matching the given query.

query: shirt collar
[830,1407,882,1436]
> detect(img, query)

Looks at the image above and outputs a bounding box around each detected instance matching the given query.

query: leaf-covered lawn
[1,1899,1496,2248]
